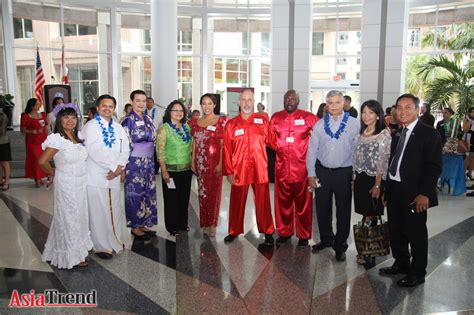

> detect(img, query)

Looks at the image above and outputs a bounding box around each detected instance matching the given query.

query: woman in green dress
[156,100,193,236]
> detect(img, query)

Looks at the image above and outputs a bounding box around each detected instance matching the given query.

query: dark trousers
[386,180,428,276]
[162,170,192,233]
[314,162,353,252]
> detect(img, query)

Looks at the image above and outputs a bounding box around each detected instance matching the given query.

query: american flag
[34,48,45,104]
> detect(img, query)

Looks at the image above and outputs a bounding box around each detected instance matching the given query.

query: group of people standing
[30,87,441,289]
[220,89,441,288]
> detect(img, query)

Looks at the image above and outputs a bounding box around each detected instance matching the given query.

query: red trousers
[274,179,312,239]
[228,183,275,236]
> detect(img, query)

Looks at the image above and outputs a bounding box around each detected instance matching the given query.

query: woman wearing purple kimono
[121,90,158,241]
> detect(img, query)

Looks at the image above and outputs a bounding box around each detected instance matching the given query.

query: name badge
[207,125,216,132]
[235,129,244,136]
[39,120,45,127]
[136,121,145,127]
[286,137,294,143]
[295,119,305,126]
[253,118,263,124]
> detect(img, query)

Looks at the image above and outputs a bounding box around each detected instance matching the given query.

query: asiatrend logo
[8,290,97,308]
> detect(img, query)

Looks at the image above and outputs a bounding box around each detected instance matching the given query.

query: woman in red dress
[190,94,227,237]
[20,98,48,187]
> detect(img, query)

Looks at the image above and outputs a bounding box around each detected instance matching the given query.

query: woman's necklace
[168,122,191,143]
[324,112,349,139]
[94,113,116,148]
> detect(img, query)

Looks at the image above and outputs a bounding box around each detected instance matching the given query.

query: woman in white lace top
[353,100,391,263]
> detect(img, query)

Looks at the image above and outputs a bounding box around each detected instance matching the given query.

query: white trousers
[87,186,124,254]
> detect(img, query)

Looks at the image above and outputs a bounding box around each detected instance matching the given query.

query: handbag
[442,119,468,154]
[353,199,390,258]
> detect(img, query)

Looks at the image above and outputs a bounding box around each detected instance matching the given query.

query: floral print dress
[190,116,227,227]
[121,111,158,228]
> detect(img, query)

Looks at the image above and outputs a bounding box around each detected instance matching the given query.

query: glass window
[13,18,22,39]
[64,24,77,36]
[67,63,99,113]
[214,58,223,84]
[408,29,420,47]
[261,33,270,56]
[177,31,192,52]
[312,32,324,55]
[311,9,362,103]
[121,28,150,53]
[143,30,151,51]
[78,25,97,36]
[64,24,97,36]
[16,65,35,109]
[261,62,270,86]
[406,4,474,103]
[24,19,33,38]
[337,54,347,65]
[211,16,271,112]
[338,32,349,45]
[13,18,33,39]
[178,56,192,102]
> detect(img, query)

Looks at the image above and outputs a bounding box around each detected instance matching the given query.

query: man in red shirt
[270,90,318,246]
[223,88,275,244]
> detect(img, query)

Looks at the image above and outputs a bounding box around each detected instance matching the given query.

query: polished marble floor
[0,176,473,314]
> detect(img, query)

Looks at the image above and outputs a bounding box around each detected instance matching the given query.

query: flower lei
[52,103,79,117]
[324,112,349,139]
[168,122,191,143]
[94,113,116,148]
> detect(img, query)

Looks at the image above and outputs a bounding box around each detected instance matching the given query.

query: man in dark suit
[380,94,442,287]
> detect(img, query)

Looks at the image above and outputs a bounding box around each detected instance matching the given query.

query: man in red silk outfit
[270,90,318,247]
[223,88,275,245]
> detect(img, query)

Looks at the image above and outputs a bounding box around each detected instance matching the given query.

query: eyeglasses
[170,110,184,113]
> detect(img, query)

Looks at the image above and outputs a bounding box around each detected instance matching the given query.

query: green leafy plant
[417,56,473,118]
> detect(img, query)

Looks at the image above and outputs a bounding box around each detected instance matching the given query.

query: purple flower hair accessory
[53,103,79,117]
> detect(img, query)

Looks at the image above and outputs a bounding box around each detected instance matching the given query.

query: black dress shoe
[170,231,179,237]
[276,235,290,244]
[95,252,113,259]
[397,274,425,287]
[298,239,309,247]
[131,230,151,241]
[467,191,474,197]
[379,265,411,275]
[264,234,274,245]
[335,251,346,262]
[312,242,333,252]
[466,185,474,190]
[224,234,238,243]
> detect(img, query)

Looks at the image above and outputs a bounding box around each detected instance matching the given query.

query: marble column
[271,0,312,113]
[359,0,408,108]
[151,0,178,107]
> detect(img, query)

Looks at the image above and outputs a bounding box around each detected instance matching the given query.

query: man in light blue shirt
[306,90,360,262]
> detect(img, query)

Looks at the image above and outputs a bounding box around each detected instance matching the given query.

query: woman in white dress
[39,103,93,269]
